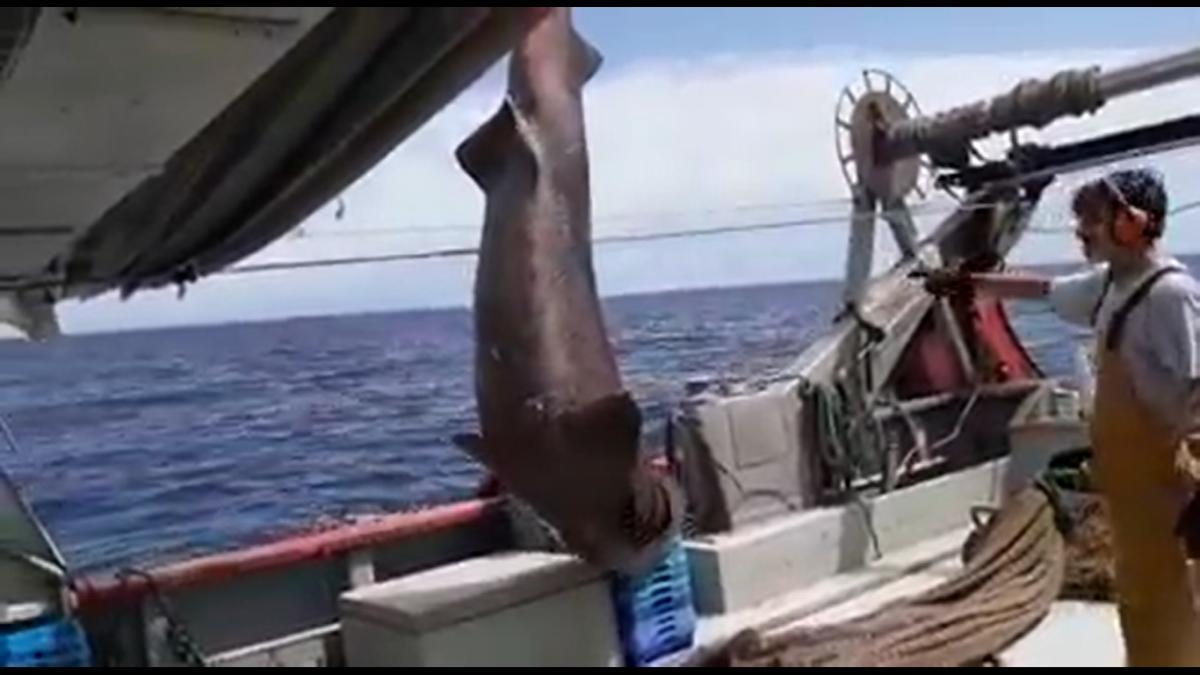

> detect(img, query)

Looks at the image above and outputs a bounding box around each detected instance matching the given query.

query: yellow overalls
[1090,267,1200,666]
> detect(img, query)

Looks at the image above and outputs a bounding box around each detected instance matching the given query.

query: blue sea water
[0,256,1161,574]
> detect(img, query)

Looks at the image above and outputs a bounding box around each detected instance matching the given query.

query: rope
[927,386,983,455]
[165,191,1200,277]
[810,381,883,559]
[1,184,1194,291]
[2,195,1034,292]
[698,487,1066,667]
[0,413,20,454]
[1172,197,1200,217]
[1059,494,1116,602]
[1024,196,1200,235]
[226,204,980,273]
[0,154,1192,293]
[276,198,1004,245]
[292,195,894,239]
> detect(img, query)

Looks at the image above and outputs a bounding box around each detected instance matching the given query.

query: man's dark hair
[1071,168,1169,240]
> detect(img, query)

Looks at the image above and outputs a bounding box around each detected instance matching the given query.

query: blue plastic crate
[0,617,91,667]
[610,538,696,666]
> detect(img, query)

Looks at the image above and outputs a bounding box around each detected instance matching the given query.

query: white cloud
[59,45,1200,333]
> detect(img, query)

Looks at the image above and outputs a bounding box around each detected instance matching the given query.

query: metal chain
[116,569,207,667]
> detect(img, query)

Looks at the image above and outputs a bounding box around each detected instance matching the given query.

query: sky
[55,7,1200,333]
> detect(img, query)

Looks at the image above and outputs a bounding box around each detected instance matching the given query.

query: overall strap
[1089,270,1113,328]
[1104,267,1184,351]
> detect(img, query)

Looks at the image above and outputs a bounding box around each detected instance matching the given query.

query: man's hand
[912,267,976,300]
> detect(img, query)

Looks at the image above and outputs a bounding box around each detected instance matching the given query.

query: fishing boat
[2,6,1200,667]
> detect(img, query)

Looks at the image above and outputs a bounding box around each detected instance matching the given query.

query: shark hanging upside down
[452,7,680,575]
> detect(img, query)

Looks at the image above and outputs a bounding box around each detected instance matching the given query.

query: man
[926,168,1200,666]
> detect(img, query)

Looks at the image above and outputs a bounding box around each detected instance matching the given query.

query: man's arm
[969,273,1052,300]
[920,265,1105,328]
[920,269,1051,301]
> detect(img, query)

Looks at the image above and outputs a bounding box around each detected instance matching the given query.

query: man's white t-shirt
[1048,256,1200,435]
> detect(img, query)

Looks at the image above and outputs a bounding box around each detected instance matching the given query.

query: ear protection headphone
[1099,176,1153,249]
